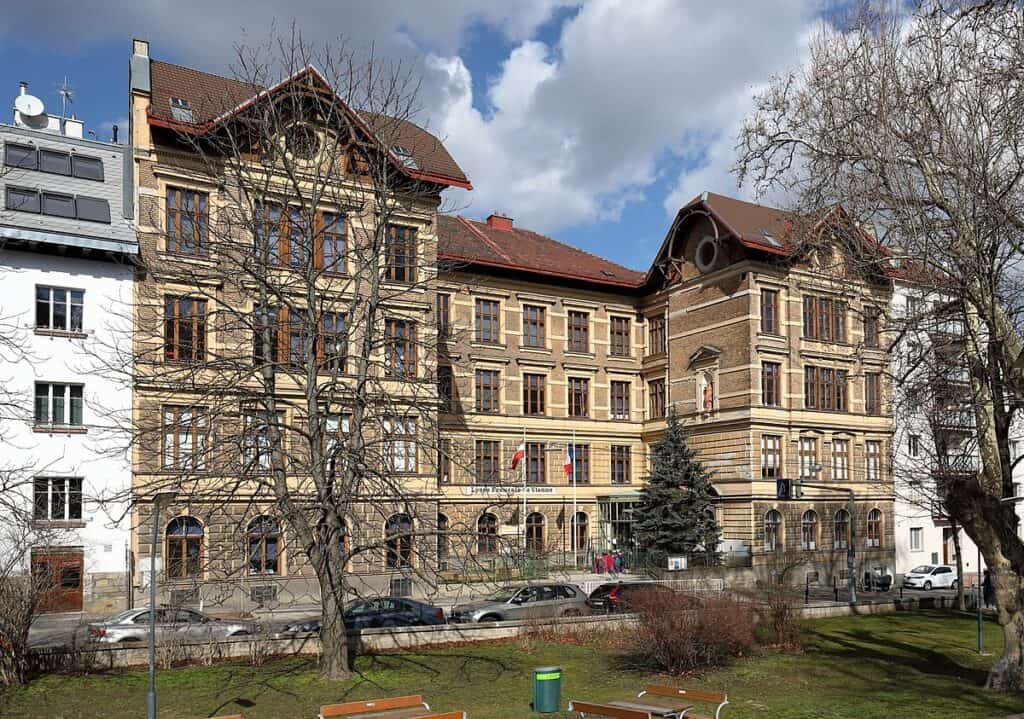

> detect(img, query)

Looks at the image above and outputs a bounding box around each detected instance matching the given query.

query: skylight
[169,97,194,123]
[392,145,418,169]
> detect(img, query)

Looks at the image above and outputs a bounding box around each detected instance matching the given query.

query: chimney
[486,213,513,231]
[112,124,119,143]
[18,81,27,96]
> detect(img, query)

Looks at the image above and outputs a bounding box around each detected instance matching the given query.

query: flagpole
[572,428,578,568]
[522,427,528,552]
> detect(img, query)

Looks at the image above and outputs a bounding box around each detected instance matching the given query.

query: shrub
[751,581,805,649]
[629,589,755,673]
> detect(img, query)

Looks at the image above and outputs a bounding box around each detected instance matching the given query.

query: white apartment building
[0,83,137,613]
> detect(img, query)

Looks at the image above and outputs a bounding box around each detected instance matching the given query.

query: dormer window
[169,97,194,123]
[392,145,417,169]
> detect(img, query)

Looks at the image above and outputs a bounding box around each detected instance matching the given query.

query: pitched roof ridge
[457,216,514,263]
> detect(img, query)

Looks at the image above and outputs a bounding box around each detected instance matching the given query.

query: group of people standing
[592,550,625,575]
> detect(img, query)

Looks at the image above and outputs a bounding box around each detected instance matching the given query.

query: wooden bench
[210,715,243,719]
[318,695,465,719]
[567,700,660,719]
[636,686,728,719]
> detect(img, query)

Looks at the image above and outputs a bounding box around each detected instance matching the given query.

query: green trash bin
[532,666,562,713]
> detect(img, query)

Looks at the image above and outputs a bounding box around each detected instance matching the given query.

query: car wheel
[231,630,251,637]
[951,580,959,590]
[478,614,502,623]
[924,581,932,591]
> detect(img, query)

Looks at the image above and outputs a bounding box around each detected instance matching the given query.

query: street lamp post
[147,491,178,719]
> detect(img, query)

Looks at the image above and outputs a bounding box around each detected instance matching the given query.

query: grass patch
[1,611,1021,718]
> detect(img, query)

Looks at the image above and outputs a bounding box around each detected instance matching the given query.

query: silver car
[449,584,589,623]
[87,607,259,643]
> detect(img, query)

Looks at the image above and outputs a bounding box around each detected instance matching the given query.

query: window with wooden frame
[477,513,498,554]
[475,369,500,413]
[648,378,666,419]
[319,211,346,272]
[801,510,819,551]
[475,439,501,483]
[385,224,417,283]
[863,307,881,348]
[834,509,850,549]
[475,299,501,344]
[323,413,350,469]
[648,314,667,355]
[761,288,780,334]
[798,437,819,478]
[764,510,782,552]
[610,381,630,420]
[866,508,882,547]
[865,372,882,415]
[34,382,83,426]
[242,410,283,472]
[831,438,850,480]
[523,373,546,415]
[162,405,208,471]
[611,445,631,484]
[385,416,417,473]
[761,362,781,407]
[385,318,417,378]
[568,377,589,417]
[526,442,546,484]
[865,440,882,482]
[567,310,589,353]
[522,305,546,348]
[286,310,312,367]
[609,316,631,357]
[802,295,846,342]
[318,312,346,373]
[166,186,208,256]
[252,304,283,366]
[761,434,782,479]
[804,366,848,411]
[247,516,281,575]
[570,444,590,484]
[436,293,450,338]
[385,513,413,568]
[254,204,309,268]
[166,517,203,579]
[437,438,451,485]
[437,366,453,413]
[164,296,206,363]
[525,512,545,553]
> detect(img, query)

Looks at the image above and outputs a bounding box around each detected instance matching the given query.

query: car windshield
[106,610,140,624]
[910,565,935,574]
[486,587,519,602]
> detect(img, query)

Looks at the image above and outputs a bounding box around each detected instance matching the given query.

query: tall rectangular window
[864,307,881,349]
[865,373,882,415]
[523,373,546,415]
[526,442,546,484]
[760,289,780,334]
[437,438,451,485]
[475,440,500,483]
[162,406,207,471]
[319,211,346,272]
[385,224,417,282]
[385,417,417,473]
[475,299,501,344]
[437,366,453,413]
[436,293,450,337]
[319,312,346,373]
[804,366,848,411]
[799,437,819,478]
[35,286,84,332]
[567,311,589,353]
[648,378,666,419]
[610,381,630,420]
[761,434,782,479]
[762,362,781,407]
[164,296,207,363]
[866,440,882,481]
[569,444,590,484]
[475,369,501,413]
[32,477,82,521]
[568,377,590,417]
[909,434,920,457]
[523,305,546,347]
[385,319,417,378]
[910,527,923,551]
[803,295,846,342]
[648,315,666,355]
[34,383,83,426]
[611,445,631,484]
[242,410,280,471]
[610,316,631,357]
[831,439,850,481]
[166,187,208,255]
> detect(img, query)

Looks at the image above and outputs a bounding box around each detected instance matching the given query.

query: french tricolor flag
[564,445,575,477]
[511,441,526,470]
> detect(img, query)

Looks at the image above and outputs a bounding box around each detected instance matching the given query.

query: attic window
[169,97,194,123]
[392,145,418,169]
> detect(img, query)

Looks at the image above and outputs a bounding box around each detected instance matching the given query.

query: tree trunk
[951,521,966,611]
[986,569,1024,691]
[317,570,351,680]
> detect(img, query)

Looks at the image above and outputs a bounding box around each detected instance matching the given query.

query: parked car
[449,584,588,623]
[276,597,446,635]
[902,564,959,590]
[87,607,259,643]
[587,582,679,614]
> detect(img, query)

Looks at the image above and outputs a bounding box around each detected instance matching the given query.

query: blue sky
[0,1,826,271]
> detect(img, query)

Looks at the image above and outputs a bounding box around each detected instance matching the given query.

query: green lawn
[1,611,1022,719]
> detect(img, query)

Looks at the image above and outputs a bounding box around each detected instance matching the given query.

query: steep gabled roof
[147,59,470,189]
[437,215,646,289]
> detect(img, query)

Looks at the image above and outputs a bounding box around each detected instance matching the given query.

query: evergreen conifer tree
[634,412,721,563]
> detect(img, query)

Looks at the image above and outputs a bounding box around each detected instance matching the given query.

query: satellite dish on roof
[15,92,45,117]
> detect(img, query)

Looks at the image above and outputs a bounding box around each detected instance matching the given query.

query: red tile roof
[437,215,647,289]
[147,60,470,189]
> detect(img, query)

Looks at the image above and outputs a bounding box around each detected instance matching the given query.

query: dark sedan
[279,597,446,634]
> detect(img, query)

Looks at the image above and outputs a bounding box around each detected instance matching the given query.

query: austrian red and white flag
[511,442,526,470]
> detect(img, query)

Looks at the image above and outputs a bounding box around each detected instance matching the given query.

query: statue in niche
[701,372,715,412]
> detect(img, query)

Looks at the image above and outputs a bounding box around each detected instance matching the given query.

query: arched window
[437,513,449,571]
[166,517,203,579]
[526,512,545,554]
[477,513,498,555]
[764,510,782,552]
[866,508,882,548]
[385,513,413,569]
[801,510,818,551]
[834,509,850,550]
[571,512,589,552]
[248,516,280,575]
